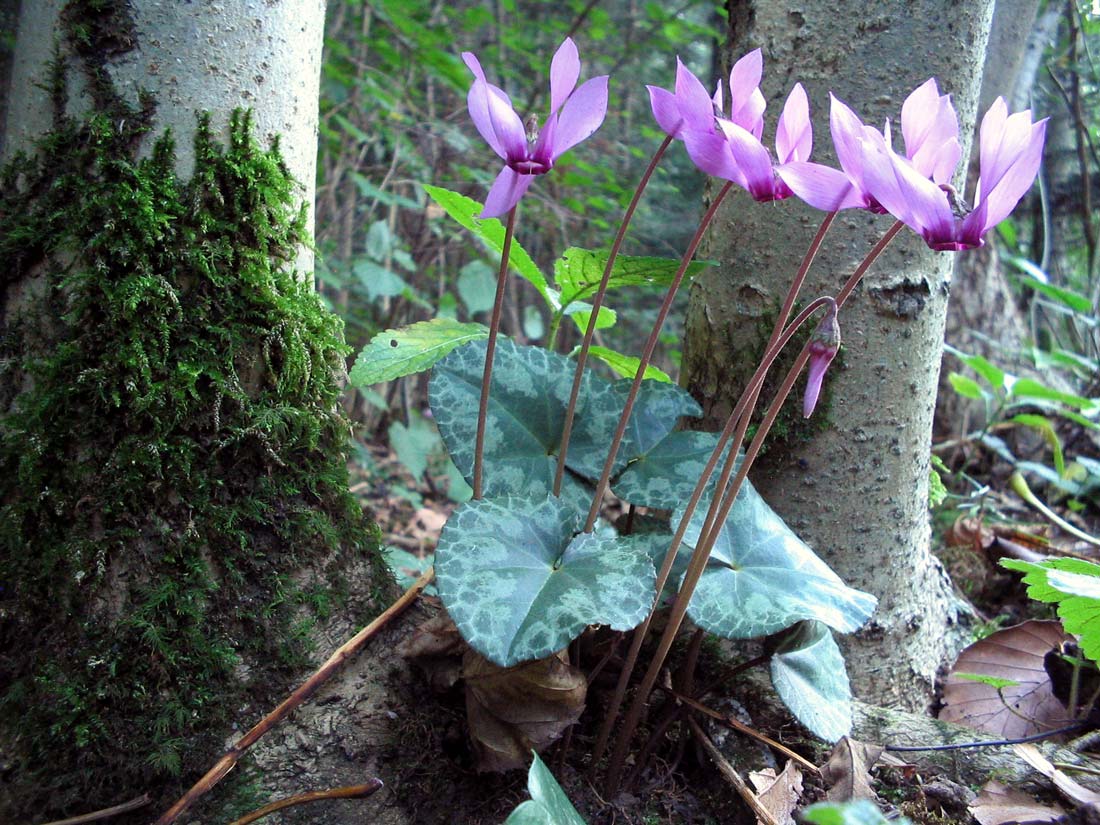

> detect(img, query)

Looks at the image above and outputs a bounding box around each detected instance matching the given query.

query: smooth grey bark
[4,0,323,268]
[681,0,996,709]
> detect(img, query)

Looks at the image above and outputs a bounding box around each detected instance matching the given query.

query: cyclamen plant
[351,36,1046,794]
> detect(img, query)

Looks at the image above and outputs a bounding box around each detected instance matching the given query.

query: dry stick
[153,566,435,825]
[228,779,384,825]
[593,298,833,772]
[604,222,905,793]
[40,794,152,825]
[688,716,782,825]
[472,207,518,500]
[581,181,735,532]
[590,213,836,768]
[553,135,673,497]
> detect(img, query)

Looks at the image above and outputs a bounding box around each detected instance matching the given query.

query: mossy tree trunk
[681,0,994,710]
[0,1,385,820]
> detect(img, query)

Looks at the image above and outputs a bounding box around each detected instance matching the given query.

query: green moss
[0,5,387,819]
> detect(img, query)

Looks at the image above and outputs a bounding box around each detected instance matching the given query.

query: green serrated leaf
[678,487,877,639]
[958,354,1005,390]
[1000,557,1100,663]
[553,247,709,310]
[423,184,550,301]
[1010,413,1065,476]
[948,372,985,400]
[583,346,671,382]
[349,319,489,386]
[953,672,1020,689]
[505,753,588,825]
[435,495,655,666]
[770,621,852,742]
[1010,378,1099,413]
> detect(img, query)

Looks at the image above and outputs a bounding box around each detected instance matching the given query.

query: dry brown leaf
[970,780,1064,825]
[396,614,468,692]
[749,761,803,825]
[939,620,1073,739]
[1015,744,1100,807]
[821,737,883,802]
[463,648,585,772]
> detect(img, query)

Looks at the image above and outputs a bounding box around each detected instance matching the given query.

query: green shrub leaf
[583,345,672,383]
[770,621,852,742]
[435,495,655,666]
[1001,557,1100,663]
[349,318,488,386]
[553,247,709,310]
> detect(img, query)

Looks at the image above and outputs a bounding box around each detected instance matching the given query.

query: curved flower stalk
[675,54,811,201]
[463,37,609,218]
[858,96,1046,250]
[779,78,962,212]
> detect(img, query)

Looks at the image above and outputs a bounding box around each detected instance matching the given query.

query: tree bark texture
[681,0,995,710]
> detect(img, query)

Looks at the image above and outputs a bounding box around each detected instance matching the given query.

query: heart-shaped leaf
[614,430,733,510]
[770,621,853,742]
[435,495,655,666]
[568,378,701,480]
[429,339,595,511]
[676,486,876,639]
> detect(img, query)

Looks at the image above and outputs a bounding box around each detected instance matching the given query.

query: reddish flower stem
[603,219,904,794]
[582,181,736,532]
[472,206,518,500]
[553,135,673,497]
[591,211,836,768]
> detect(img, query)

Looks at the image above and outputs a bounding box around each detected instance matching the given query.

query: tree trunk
[0,2,385,820]
[681,0,995,710]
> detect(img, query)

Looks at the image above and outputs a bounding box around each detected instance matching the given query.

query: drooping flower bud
[803,303,840,418]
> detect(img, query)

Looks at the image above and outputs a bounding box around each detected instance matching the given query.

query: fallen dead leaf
[970,780,1064,825]
[821,737,883,803]
[463,648,586,772]
[396,613,467,692]
[940,620,1073,739]
[1015,743,1100,807]
[749,761,803,825]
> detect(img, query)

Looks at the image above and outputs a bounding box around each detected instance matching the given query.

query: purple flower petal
[480,166,535,218]
[720,119,776,200]
[975,117,1046,229]
[683,128,743,184]
[675,58,717,132]
[776,83,811,164]
[551,74,609,160]
[466,80,523,161]
[462,52,487,83]
[829,94,870,183]
[648,85,685,138]
[727,49,766,137]
[778,162,867,210]
[549,37,580,115]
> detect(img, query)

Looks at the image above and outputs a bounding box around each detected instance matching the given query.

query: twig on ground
[153,566,435,825]
[688,716,781,825]
[40,794,151,825]
[228,779,384,825]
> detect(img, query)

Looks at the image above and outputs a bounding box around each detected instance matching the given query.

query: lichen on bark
[0,5,385,819]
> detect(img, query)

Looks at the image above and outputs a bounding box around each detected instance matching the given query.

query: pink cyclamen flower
[803,304,841,418]
[462,37,609,219]
[860,97,1046,250]
[647,57,721,140]
[778,79,962,213]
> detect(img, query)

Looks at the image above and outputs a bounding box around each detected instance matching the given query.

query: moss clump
[0,18,385,821]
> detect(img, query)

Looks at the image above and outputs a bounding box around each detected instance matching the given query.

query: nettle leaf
[554,247,709,310]
[803,800,905,825]
[505,753,587,825]
[770,621,852,742]
[435,495,655,666]
[429,339,595,510]
[614,431,733,511]
[423,184,550,301]
[349,319,488,386]
[583,345,672,383]
[568,378,701,480]
[1001,558,1100,663]
[676,486,876,639]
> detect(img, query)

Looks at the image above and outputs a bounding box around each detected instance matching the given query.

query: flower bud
[803,305,840,418]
